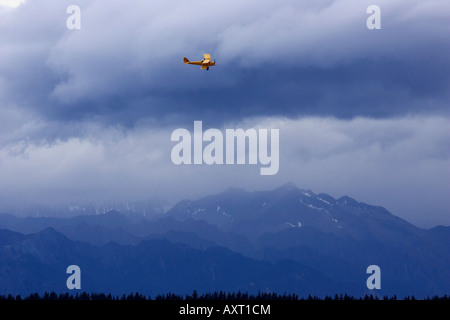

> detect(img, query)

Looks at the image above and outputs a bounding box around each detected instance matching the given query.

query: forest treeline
[0,291,448,301]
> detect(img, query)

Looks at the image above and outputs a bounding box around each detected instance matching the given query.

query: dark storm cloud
[0,0,448,128]
[166,57,449,124]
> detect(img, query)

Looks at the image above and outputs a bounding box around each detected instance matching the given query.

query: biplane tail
[183,57,190,64]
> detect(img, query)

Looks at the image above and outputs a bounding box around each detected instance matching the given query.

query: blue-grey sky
[0,0,449,227]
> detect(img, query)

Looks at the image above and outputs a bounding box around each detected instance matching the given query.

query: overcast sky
[0,0,448,228]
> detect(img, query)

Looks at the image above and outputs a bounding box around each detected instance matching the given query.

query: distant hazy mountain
[0,198,168,219]
[0,183,448,297]
[166,182,421,241]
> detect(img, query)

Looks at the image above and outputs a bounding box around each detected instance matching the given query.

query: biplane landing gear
[207,67,209,71]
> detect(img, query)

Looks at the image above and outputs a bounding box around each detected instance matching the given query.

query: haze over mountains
[0,183,448,298]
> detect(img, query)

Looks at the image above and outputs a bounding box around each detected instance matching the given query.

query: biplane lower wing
[184,57,202,65]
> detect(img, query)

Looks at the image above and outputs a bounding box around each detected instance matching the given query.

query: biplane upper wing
[203,53,211,63]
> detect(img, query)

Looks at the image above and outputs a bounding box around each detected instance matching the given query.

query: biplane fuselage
[183,54,215,70]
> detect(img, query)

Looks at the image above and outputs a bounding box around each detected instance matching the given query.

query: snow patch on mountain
[317,197,332,205]
[300,200,329,214]
[286,221,302,228]
[187,208,206,215]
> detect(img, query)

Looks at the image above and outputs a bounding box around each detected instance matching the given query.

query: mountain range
[0,183,448,298]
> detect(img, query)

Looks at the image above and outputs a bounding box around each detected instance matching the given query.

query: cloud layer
[0,0,448,127]
[0,116,448,228]
[0,0,448,227]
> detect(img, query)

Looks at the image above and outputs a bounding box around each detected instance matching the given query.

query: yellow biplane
[183,54,215,70]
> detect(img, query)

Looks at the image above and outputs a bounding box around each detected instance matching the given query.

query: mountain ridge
[0,183,448,297]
